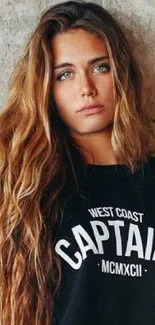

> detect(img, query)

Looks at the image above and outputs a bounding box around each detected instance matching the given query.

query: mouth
[77,104,104,115]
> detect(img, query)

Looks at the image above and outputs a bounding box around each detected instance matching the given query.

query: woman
[0,1,154,324]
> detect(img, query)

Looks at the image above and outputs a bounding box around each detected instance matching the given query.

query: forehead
[51,29,108,64]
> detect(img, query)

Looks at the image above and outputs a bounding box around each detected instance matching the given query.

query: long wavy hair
[0,1,149,324]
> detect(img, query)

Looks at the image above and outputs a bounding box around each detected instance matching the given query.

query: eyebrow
[53,56,109,70]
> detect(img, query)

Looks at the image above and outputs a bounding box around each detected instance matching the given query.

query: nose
[79,73,97,97]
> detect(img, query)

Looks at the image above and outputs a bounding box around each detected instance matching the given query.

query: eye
[56,71,73,81]
[93,64,110,73]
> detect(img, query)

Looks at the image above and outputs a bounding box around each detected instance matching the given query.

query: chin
[79,121,113,134]
[68,120,113,137]
[75,127,111,136]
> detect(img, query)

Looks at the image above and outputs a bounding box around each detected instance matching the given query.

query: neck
[72,130,123,165]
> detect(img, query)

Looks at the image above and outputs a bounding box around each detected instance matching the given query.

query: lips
[78,104,103,111]
[77,104,104,115]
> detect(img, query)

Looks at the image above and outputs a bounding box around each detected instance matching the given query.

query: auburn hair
[0,1,149,324]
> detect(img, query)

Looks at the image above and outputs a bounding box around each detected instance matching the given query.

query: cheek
[105,77,114,95]
[97,74,114,98]
[52,83,77,126]
[102,78,115,105]
[52,88,72,124]
[52,84,71,110]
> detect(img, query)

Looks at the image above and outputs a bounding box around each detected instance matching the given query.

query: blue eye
[57,71,73,81]
[93,64,110,73]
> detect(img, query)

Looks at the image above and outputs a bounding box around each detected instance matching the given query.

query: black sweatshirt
[53,156,155,325]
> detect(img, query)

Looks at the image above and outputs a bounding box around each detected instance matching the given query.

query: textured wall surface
[0,0,155,122]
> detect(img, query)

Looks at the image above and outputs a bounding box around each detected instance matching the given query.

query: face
[51,29,115,138]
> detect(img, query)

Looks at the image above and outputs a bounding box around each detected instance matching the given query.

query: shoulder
[143,155,155,177]
[147,155,155,167]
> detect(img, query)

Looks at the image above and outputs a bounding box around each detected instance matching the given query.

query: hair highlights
[0,1,149,324]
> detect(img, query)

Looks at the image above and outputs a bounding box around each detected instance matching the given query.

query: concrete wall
[0,0,155,125]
